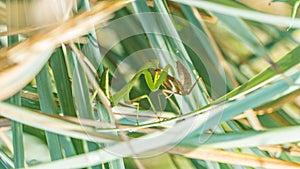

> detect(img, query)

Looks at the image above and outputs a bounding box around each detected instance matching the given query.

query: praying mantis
[100,59,202,125]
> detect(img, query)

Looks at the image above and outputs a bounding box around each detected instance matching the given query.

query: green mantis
[100,59,201,124]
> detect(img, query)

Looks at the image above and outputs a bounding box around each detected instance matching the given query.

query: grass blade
[36,65,64,160]
[7,35,25,168]
[216,46,300,103]
[170,0,300,28]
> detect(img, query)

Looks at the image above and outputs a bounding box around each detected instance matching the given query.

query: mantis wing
[176,61,192,94]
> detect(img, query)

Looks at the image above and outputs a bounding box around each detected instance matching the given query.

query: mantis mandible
[100,59,201,125]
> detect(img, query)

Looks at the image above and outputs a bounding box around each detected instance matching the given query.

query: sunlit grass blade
[254,88,300,113]
[0,151,13,169]
[169,0,300,28]
[216,46,300,103]
[0,102,121,143]
[182,124,300,149]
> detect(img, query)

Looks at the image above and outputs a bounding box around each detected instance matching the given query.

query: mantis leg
[185,76,203,95]
[130,102,141,126]
[161,90,181,115]
[130,94,161,125]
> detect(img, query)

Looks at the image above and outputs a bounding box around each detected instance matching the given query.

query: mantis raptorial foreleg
[111,60,160,106]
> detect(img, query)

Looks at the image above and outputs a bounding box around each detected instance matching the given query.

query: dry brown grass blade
[0,0,132,101]
[259,145,300,157]
[169,147,300,169]
[0,23,58,37]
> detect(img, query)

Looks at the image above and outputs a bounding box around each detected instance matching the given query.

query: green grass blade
[215,46,300,103]
[8,35,25,168]
[36,65,64,160]
[72,54,94,120]
[50,48,82,155]
[182,125,300,149]
[179,4,228,98]
[170,0,300,28]
[11,120,24,168]
[50,48,76,117]
[0,151,13,169]
[132,0,162,50]
[213,13,269,60]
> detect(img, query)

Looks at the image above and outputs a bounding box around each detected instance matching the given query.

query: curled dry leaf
[0,0,132,101]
